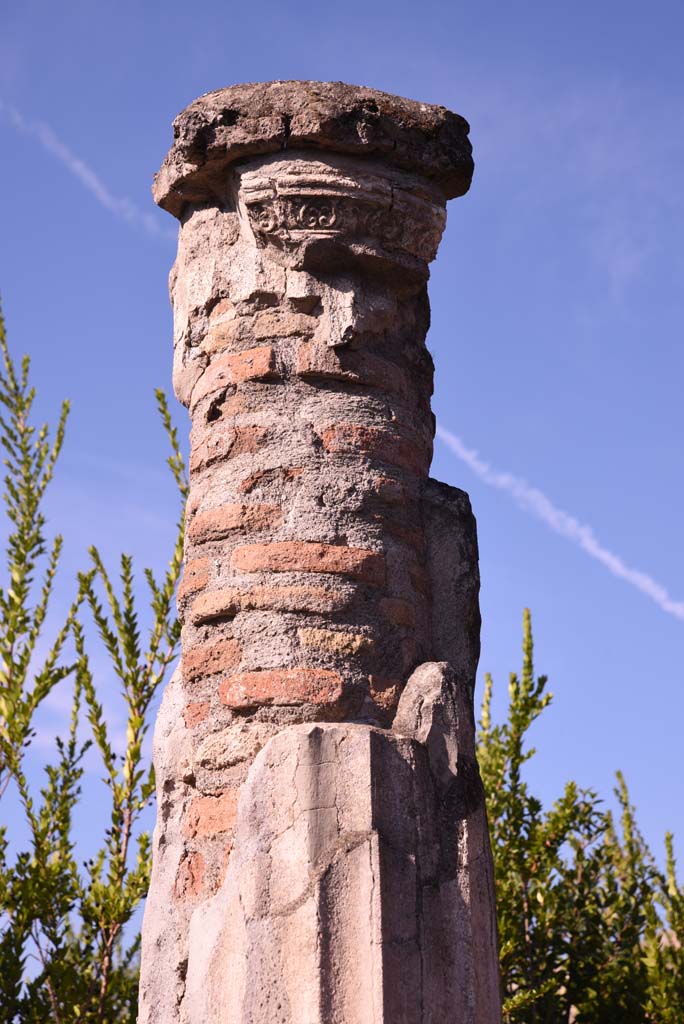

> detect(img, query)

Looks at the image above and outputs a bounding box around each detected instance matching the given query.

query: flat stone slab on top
[154,79,474,216]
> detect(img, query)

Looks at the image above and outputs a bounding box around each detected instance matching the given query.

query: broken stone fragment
[394,659,475,785]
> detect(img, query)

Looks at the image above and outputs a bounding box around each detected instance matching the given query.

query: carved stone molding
[236,156,446,275]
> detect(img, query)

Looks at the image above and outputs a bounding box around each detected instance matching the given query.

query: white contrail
[0,100,174,240]
[436,424,684,622]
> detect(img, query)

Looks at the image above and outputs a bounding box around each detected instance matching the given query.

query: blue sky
[1,0,682,860]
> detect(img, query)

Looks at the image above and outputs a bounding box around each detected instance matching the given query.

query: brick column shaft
[139,81,500,1024]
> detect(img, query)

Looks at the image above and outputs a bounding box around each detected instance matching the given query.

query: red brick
[177,558,211,603]
[319,423,429,476]
[174,851,205,899]
[183,701,210,728]
[239,465,302,494]
[231,541,385,586]
[190,425,270,473]
[220,668,344,709]
[191,345,278,407]
[228,345,279,382]
[379,597,416,628]
[184,790,238,838]
[188,503,282,543]
[190,591,239,625]
[232,426,270,455]
[183,638,242,684]
[191,583,350,625]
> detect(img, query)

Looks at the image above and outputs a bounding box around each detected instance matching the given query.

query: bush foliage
[479,610,684,1021]
[0,308,186,1021]
[0,309,681,1021]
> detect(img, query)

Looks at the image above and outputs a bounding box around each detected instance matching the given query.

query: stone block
[183,666,499,1022]
[422,478,481,689]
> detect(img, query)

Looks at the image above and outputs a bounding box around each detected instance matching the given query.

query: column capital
[153,80,474,217]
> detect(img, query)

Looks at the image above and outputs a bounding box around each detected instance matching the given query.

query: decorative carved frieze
[238,157,446,270]
[244,190,445,264]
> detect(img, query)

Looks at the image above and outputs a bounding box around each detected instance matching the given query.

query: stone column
[140,81,501,1023]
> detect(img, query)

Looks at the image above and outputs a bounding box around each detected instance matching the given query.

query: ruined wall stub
[139,80,501,1023]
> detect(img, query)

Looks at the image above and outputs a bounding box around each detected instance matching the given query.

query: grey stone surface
[395,662,501,1020]
[154,80,474,216]
[138,670,195,1022]
[423,479,481,694]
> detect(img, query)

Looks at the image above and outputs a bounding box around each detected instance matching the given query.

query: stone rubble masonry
[139,80,501,1023]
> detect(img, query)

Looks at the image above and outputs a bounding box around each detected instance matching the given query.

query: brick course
[177,558,212,603]
[191,345,278,407]
[319,423,429,476]
[231,541,385,586]
[188,503,282,543]
[190,584,351,625]
[220,668,345,709]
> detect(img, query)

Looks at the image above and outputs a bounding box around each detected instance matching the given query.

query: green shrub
[480,609,684,1021]
[0,305,186,1021]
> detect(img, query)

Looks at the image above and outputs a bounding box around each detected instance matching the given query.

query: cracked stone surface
[184,667,498,1024]
[139,80,501,1023]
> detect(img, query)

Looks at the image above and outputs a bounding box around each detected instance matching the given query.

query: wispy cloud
[436,424,684,622]
[0,100,174,240]
[462,78,684,301]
